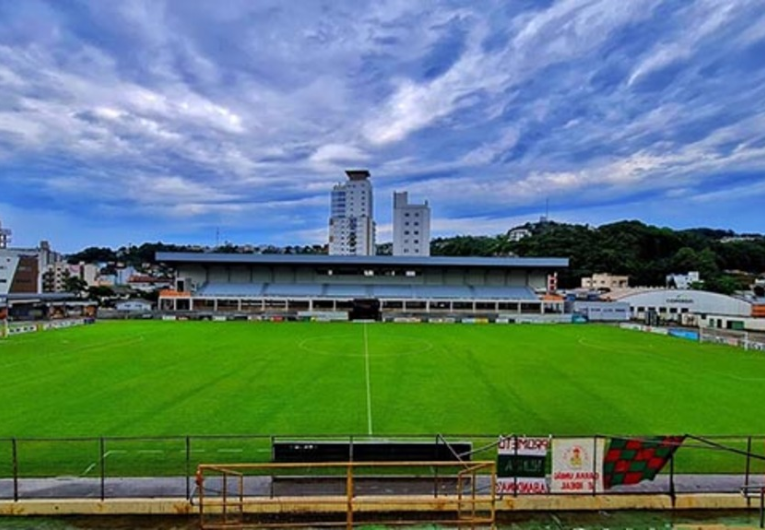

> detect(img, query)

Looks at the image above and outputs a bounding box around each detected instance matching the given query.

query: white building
[615,289,753,323]
[392,192,430,257]
[581,273,629,290]
[507,227,532,242]
[44,261,100,293]
[0,218,10,249]
[329,170,376,256]
[666,271,701,289]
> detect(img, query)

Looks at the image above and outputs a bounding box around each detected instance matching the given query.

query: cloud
[1,0,765,252]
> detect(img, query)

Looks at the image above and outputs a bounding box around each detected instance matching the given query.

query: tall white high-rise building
[328,170,376,256]
[392,191,430,256]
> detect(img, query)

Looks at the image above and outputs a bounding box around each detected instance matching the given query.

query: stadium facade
[157,252,568,318]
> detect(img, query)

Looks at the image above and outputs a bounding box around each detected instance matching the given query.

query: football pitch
[2,320,765,438]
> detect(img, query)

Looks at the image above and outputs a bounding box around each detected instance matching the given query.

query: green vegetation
[431,220,765,292]
[1,321,764,476]
[67,221,765,295]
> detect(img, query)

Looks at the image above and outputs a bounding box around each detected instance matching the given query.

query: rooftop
[156,252,569,269]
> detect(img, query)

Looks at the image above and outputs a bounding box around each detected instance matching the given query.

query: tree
[87,285,115,301]
[63,276,88,296]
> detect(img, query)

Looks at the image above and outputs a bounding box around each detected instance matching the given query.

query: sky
[1,0,765,252]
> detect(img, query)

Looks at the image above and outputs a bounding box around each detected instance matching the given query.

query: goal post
[196,460,497,530]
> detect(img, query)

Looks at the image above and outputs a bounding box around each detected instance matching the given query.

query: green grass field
[1,320,765,476]
[2,320,765,437]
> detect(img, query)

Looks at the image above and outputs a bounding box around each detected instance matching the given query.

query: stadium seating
[470,286,538,300]
[196,282,539,301]
[371,285,414,298]
[323,284,370,297]
[264,283,323,297]
[413,285,473,299]
[197,283,265,297]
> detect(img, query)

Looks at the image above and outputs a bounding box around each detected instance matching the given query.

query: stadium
[2,252,765,528]
[156,252,568,320]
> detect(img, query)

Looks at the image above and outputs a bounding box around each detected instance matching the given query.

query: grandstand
[156,253,568,319]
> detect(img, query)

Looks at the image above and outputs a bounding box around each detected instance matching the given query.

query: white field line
[217,448,243,453]
[80,449,124,476]
[364,323,373,436]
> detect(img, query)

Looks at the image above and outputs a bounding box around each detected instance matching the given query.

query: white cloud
[2,0,765,249]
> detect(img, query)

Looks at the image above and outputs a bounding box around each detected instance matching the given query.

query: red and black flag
[603,436,685,489]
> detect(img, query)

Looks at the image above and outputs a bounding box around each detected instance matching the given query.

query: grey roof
[0,293,78,302]
[156,252,568,269]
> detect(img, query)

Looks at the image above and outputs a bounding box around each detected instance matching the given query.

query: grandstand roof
[156,252,568,269]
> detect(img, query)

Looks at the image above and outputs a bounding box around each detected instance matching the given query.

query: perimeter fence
[0,434,764,501]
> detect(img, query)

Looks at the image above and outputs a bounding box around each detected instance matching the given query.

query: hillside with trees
[433,220,765,294]
[65,221,764,295]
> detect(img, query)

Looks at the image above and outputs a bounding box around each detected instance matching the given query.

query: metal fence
[0,434,764,501]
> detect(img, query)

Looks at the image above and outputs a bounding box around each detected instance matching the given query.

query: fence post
[745,436,753,506]
[186,436,191,500]
[433,435,439,498]
[11,438,18,502]
[270,436,275,499]
[99,437,105,501]
[513,434,518,498]
[669,452,675,508]
[592,436,598,497]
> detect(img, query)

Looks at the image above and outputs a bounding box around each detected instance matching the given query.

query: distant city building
[666,271,701,289]
[43,262,99,293]
[127,275,173,293]
[581,273,629,291]
[507,227,532,242]
[1,241,61,295]
[392,192,430,257]
[329,170,376,256]
[721,235,761,243]
[0,218,10,249]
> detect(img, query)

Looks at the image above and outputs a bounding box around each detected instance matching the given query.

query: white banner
[496,436,549,495]
[551,438,605,494]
